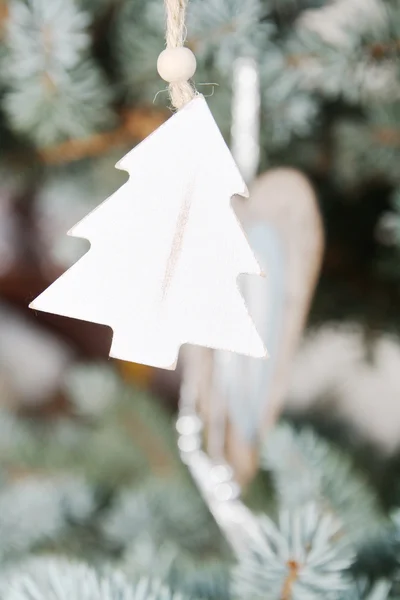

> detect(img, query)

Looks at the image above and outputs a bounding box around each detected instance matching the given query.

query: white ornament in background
[231,58,260,185]
[193,168,324,483]
[30,96,266,370]
[232,169,324,436]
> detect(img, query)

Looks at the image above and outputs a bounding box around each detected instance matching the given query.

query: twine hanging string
[164,0,196,109]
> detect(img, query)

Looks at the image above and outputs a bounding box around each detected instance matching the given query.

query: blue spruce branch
[233,503,354,600]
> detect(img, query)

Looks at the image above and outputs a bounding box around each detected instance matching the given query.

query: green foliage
[116,0,165,104]
[286,1,399,104]
[333,104,400,187]
[167,557,232,600]
[121,541,232,600]
[5,0,91,73]
[260,47,320,148]
[341,580,392,600]
[0,557,186,600]
[262,423,385,541]
[233,503,354,599]
[1,0,114,145]
[0,364,180,487]
[0,475,94,560]
[187,0,274,72]
[102,478,224,556]
[0,0,398,205]
[0,363,399,598]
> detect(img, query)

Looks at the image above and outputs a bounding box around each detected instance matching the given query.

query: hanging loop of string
[164,0,196,109]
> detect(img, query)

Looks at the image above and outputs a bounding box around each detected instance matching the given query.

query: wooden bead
[157,47,197,83]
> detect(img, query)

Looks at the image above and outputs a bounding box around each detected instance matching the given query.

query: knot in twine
[164,0,196,109]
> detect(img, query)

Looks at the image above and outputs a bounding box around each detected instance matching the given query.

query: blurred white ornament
[231,58,260,185]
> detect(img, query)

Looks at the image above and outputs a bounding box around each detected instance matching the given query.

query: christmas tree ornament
[179,60,324,554]
[225,167,324,480]
[190,169,324,485]
[176,59,268,553]
[29,1,266,371]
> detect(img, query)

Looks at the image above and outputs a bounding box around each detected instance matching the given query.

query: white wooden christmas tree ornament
[30,95,266,370]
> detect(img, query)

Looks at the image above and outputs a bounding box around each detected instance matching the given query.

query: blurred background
[0,0,400,599]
